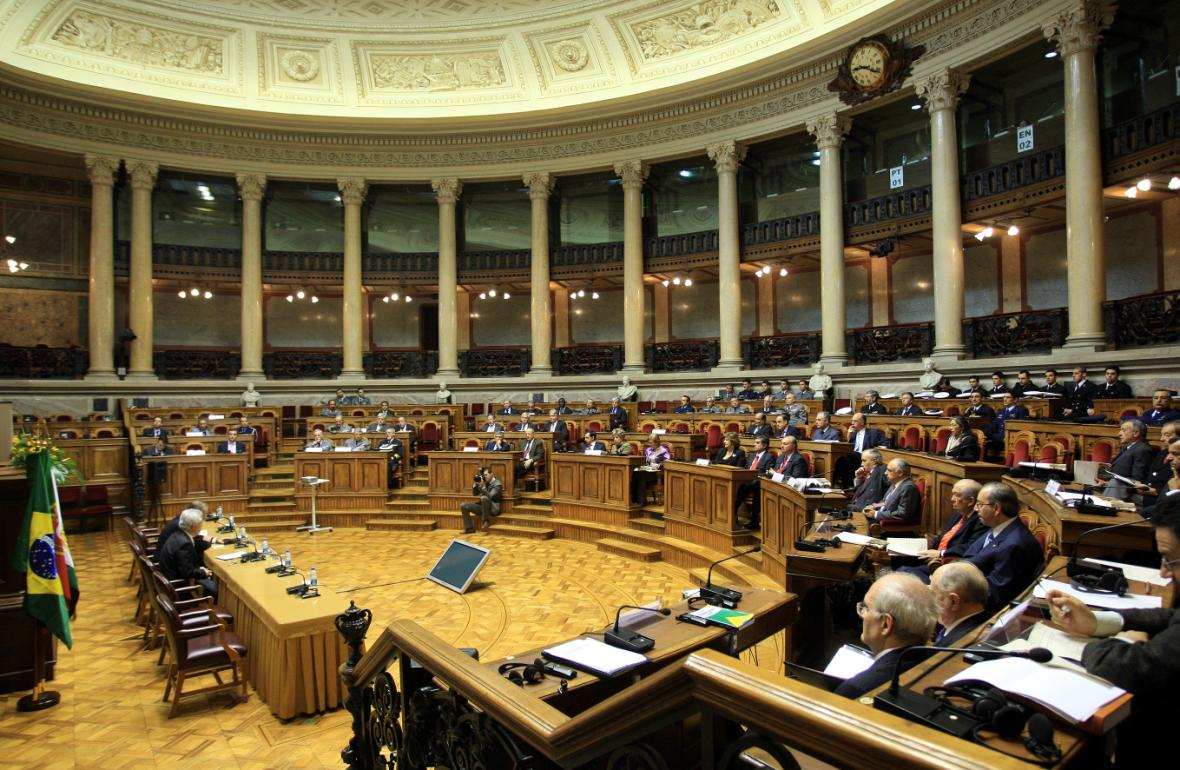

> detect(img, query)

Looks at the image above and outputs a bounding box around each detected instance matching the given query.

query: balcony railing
[1107,101,1180,158]
[645,339,719,372]
[847,323,932,365]
[961,145,1065,202]
[459,347,531,377]
[263,350,342,379]
[742,212,820,245]
[844,186,932,228]
[963,309,1066,358]
[742,334,818,369]
[553,345,623,375]
[1105,289,1180,348]
[0,345,87,379]
[646,229,719,259]
[363,350,438,378]
[553,242,624,266]
[152,349,240,380]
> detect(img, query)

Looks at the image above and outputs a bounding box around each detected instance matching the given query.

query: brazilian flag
[11,451,79,648]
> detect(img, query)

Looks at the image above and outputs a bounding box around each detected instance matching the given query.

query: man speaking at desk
[1046,496,1180,768]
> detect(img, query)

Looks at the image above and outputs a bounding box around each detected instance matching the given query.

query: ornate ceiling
[0,0,902,122]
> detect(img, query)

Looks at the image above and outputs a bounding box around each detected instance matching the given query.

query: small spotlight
[678,169,693,178]
[1137,178,1151,192]
[382,296,390,303]
[3,235,14,244]
[578,289,585,297]
[981,226,994,238]
[1125,186,1138,198]
[1044,50,1058,59]
[18,262,27,270]
[489,288,497,297]
[910,103,922,111]
[591,291,599,299]
[286,295,294,302]
[779,267,788,277]
[311,295,319,303]
[1169,176,1180,190]
[190,288,199,296]
[1007,224,1020,236]
[661,279,669,287]
[683,279,693,287]
[178,290,186,298]
[203,290,212,299]
[974,231,987,242]
[405,295,412,302]
[479,292,487,300]
[672,277,681,285]
[296,289,305,299]
[503,292,511,300]
[570,291,577,299]
[391,292,399,301]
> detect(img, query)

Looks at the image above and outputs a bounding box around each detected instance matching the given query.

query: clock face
[849,43,887,89]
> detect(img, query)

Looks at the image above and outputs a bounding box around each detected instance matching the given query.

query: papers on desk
[809,439,839,443]
[822,644,874,679]
[687,605,753,629]
[1034,579,1162,610]
[214,550,248,561]
[923,409,945,415]
[542,638,647,678]
[462,446,479,452]
[885,537,929,557]
[185,449,206,455]
[1009,623,1091,665]
[787,477,831,493]
[1053,490,1115,507]
[335,446,353,452]
[1020,391,1062,399]
[1020,461,1067,472]
[1087,558,1171,587]
[834,531,885,548]
[303,447,323,453]
[945,657,1126,724]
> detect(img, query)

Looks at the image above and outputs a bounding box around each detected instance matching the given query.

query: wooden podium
[293,451,389,514]
[426,451,518,513]
[663,461,757,551]
[551,453,644,526]
[142,453,250,519]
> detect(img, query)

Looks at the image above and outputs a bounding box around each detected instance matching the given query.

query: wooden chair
[898,425,924,452]
[699,423,724,453]
[51,413,74,422]
[800,451,816,477]
[1085,437,1119,463]
[522,458,546,492]
[1019,509,1061,563]
[156,594,248,718]
[872,476,927,539]
[637,419,659,433]
[1041,434,1075,470]
[1006,431,1036,467]
[79,485,114,532]
[93,428,117,438]
[932,428,951,454]
[168,412,185,419]
[213,425,228,435]
[944,405,961,416]
[670,421,690,434]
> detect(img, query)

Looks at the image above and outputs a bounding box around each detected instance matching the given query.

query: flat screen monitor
[426,539,491,594]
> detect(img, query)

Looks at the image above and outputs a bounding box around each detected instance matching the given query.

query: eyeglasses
[856,601,878,618]
[1162,555,1180,570]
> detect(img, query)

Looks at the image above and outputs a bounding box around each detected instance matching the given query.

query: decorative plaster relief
[526,22,615,95]
[817,0,873,20]
[352,39,521,105]
[259,33,343,104]
[49,6,222,74]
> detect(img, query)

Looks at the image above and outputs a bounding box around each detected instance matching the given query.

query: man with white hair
[156,507,219,600]
[833,573,936,699]
[929,561,990,646]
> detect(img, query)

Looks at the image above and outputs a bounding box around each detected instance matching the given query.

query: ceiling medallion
[552,40,590,72]
[280,50,320,82]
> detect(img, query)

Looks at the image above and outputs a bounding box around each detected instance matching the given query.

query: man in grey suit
[344,426,370,451]
[304,428,334,451]
[1045,497,1180,768]
[849,449,888,509]
[866,458,922,525]
[1105,419,1155,500]
[460,466,502,533]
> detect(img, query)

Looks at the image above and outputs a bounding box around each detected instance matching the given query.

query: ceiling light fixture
[1137,178,1151,192]
[1007,224,1020,237]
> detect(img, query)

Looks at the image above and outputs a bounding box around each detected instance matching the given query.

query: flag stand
[17,623,60,712]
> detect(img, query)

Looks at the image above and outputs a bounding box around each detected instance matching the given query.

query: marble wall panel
[371,296,420,347]
[890,253,934,324]
[472,293,530,346]
[668,279,754,340]
[265,295,343,348]
[846,263,869,328]
[0,287,85,346]
[570,287,624,343]
[776,269,821,333]
[153,292,240,347]
[1024,229,1068,310]
[964,243,1000,317]
[1105,210,1159,300]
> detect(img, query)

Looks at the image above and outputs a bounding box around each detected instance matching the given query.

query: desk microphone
[285,571,309,595]
[873,645,1052,738]
[239,538,266,563]
[700,545,761,608]
[604,605,671,653]
[1066,515,1150,595]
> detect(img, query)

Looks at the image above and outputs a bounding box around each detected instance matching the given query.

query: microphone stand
[1065,515,1150,595]
[700,545,762,608]
[604,605,671,653]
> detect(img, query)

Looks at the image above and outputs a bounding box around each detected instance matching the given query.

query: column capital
[1043,0,1115,57]
[523,171,554,200]
[915,68,971,113]
[613,160,649,190]
[336,177,368,206]
[806,113,852,150]
[125,159,158,190]
[706,140,746,174]
[431,177,462,204]
[236,172,268,202]
[84,154,120,186]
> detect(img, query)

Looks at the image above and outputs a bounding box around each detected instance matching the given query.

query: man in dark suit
[846,413,889,453]
[1096,365,1133,399]
[482,414,502,433]
[1045,497,1180,769]
[962,391,996,421]
[736,378,758,400]
[394,416,416,450]
[736,436,776,529]
[962,376,985,396]
[744,412,773,441]
[581,431,607,452]
[834,573,936,699]
[866,459,922,526]
[1147,427,1180,493]
[545,409,569,451]
[608,397,628,430]
[554,398,574,415]
[515,427,544,478]
[772,415,802,440]
[1105,419,1155,499]
[142,436,173,485]
[961,482,1043,609]
[987,371,1010,396]
[933,376,961,398]
[850,450,888,509]
[896,392,922,417]
[156,508,218,599]
[497,400,517,416]
[378,429,405,485]
[914,479,986,564]
[1142,389,1180,426]
[460,467,502,533]
[929,561,990,647]
[485,431,511,452]
[236,416,258,441]
[217,434,246,454]
[1062,366,1098,419]
[157,501,219,559]
[861,390,888,415]
[811,412,842,441]
[673,395,696,414]
[768,436,808,479]
[987,392,1029,448]
[1041,368,1067,396]
[143,416,168,438]
[1010,370,1034,398]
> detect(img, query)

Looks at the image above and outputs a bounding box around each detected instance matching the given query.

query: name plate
[651,428,667,435]
[463,446,480,452]
[185,449,206,456]
[695,458,710,466]
[584,449,604,455]
[304,447,323,453]
[335,446,353,452]
[770,472,785,483]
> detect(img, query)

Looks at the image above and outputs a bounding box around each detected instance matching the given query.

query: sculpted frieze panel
[46,5,223,74]
[525,22,615,95]
[259,33,343,103]
[351,39,523,105]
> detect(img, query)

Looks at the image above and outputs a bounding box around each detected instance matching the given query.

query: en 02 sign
[1017,125,1034,153]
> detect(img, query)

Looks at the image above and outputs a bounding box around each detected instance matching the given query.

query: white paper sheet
[886,538,929,557]
[1034,579,1162,610]
[822,645,875,679]
[1086,558,1171,587]
[543,638,647,677]
[945,657,1125,724]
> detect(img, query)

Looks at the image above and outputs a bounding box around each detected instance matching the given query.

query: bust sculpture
[241,382,261,407]
[808,362,832,397]
[617,375,638,402]
[436,381,453,404]
[919,357,943,390]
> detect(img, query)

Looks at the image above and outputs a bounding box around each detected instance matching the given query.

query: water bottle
[228,512,235,528]
[239,525,248,543]
[308,566,318,591]
[261,537,269,555]
[216,504,224,518]
[283,548,292,569]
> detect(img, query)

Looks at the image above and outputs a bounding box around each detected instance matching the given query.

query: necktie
[523,440,532,458]
[937,516,966,552]
[984,533,995,549]
[749,452,761,469]
[934,627,946,645]
[855,432,864,452]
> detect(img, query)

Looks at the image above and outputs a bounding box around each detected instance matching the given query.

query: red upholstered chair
[945,405,961,416]
[134,412,152,420]
[873,476,927,538]
[52,414,74,422]
[351,409,366,417]
[1007,433,1033,467]
[229,411,244,418]
[1086,438,1118,464]
[57,429,79,439]
[671,422,689,434]
[169,412,185,419]
[800,451,816,477]
[156,594,248,718]
[418,420,441,451]
[80,486,114,531]
[464,438,480,448]
[705,425,723,452]
[94,428,116,438]
[213,425,228,435]
[587,420,603,433]
[724,421,742,434]
[900,426,924,451]
[638,420,658,433]
[933,428,951,454]
[654,400,668,412]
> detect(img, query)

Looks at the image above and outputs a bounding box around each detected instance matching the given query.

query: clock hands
[852,64,881,74]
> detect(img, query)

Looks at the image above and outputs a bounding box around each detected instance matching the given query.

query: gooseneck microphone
[700,545,761,608]
[873,645,1052,738]
[604,605,671,653]
[1066,515,1150,595]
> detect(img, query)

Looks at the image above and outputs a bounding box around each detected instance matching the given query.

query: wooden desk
[1004,419,1163,467]
[293,452,389,514]
[141,453,250,520]
[1007,476,1155,557]
[855,397,1056,419]
[306,415,450,450]
[880,449,1009,536]
[619,431,706,461]
[663,460,757,551]
[204,546,348,719]
[736,439,854,481]
[550,453,644,526]
[56,437,131,511]
[153,435,256,467]
[426,451,519,513]
[859,414,989,451]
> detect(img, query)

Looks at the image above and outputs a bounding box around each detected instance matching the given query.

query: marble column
[869,258,890,327]
[553,289,570,349]
[337,177,367,378]
[84,154,120,380]
[614,160,648,372]
[1160,197,1180,291]
[1044,1,1115,350]
[432,178,462,377]
[236,173,267,380]
[806,113,852,365]
[523,172,554,376]
[708,140,747,370]
[125,159,158,380]
[917,68,971,359]
[756,273,776,337]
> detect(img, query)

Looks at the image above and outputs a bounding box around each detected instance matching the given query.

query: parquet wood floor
[0,528,785,769]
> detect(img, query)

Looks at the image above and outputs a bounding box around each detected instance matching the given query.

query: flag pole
[16,621,60,712]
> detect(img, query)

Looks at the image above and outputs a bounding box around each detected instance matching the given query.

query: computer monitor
[426,539,491,594]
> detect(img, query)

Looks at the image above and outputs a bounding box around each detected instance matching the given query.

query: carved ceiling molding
[0,0,1066,178]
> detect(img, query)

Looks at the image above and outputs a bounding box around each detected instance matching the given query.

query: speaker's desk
[141,452,250,522]
[204,546,348,719]
[293,451,390,516]
[879,449,1010,536]
[426,450,520,513]
[550,453,644,526]
[662,460,758,551]
[1006,476,1154,557]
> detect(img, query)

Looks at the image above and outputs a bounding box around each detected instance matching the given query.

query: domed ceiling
[0,0,902,123]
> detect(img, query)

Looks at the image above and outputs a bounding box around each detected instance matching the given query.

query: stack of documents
[822,644,874,679]
[687,605,754,629]
[1033,579,1162,610]
[885,538,929,557]
[945,657,1126,725]
[543,638,647,678]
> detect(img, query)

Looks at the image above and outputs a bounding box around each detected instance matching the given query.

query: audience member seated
[754,380,774,401]
[962,376,985,396]
[987,392,1028,449]
[737,378,758,400]
[775,379,792,400]
[861,390,887,415]
[376,401,394,419]
[712,432,746,467]
[352,387,371,406]
[187,418,212,436]
[910,479,985,567]
[745,412,773,440]
[368,415,389,434]
[320,399,341,417]
[143,416,168,438]
[581,399,599,415]
[896,392,922,417]
[773,415,802,440]
[833,573,936,699]
[1010,369,1034,398]
[514,427,543,478]
[497,400,517,416]
[236,416,257,440]
[757,395,780,415]
[581,431,606,452]
[1062,366,1098,419]
[962,391,995,421]
[545,409,570,451]
[848,449,888,509]
[1044,496,1180,769]
[699,395,722,414]
[394,416,416,447]
[608,428,631,456]
[158,500,218,557]
[608,397,629,428]
[810,411,841,441]
[835,413,888,486]
[631,434,671,504]
[796,379,814,399]
[673,395,696,414]
[217,434,246,455]
[305,428,334,451]
[1104,418,1154,499]
[1147,427,1180,494]
[782,392,807,426]
[930,561,991,646]
[933,376,960,397]
[1143,389,1180,425]
[944,416,980,462]
[718,383,738,401]
[327,415,347,433]
[1040,367,1067,396]
[735,436,776,529]
[769,436,808,479]
[485,430,511,452]
[865,458,921,526]
[987,370,1010,396]
[378,429,404,484]
[554,398,574,415]
[523,400,540,417]
[961,482,1043,609]
[725,396,750,414]
[1096,365,1133,399]
[157,508,219,600]
[344,426,370,451]
[482,414,501,433]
